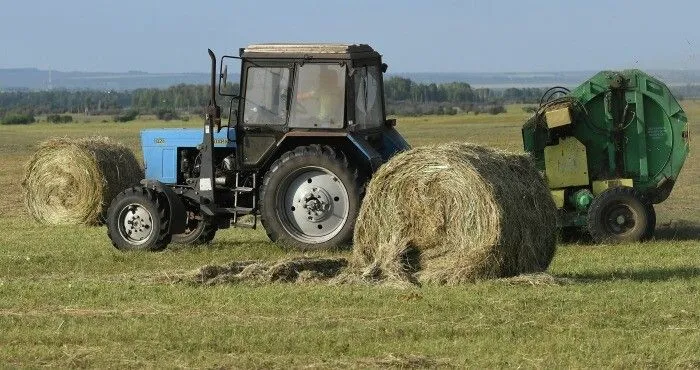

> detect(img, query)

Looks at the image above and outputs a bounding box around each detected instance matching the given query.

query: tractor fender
[276,132,384,172]
[139,179,187,235]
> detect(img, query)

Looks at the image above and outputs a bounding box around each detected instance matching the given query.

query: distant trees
[46,114,73,123]
[156,108,180,121]
[6,76,698,120]
[1,113,35,125]
[383,77,508,116]
[113,110,139,123]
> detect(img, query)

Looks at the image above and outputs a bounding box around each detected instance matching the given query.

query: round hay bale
[22,136,143,225]
[352,142,558,285]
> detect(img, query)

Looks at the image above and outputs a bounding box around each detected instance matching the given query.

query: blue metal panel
[346,128,411,171]
[140,127,236,184]
[379,128,411,160]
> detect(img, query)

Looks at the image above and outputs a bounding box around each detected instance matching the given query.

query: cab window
[290,64,346,128]
[243,66,290,126]
[354,65,383,129]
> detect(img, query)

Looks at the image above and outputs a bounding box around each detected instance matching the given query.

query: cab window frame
[239,60,294,129]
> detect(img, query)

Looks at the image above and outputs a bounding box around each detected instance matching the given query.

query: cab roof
[240,43,380,60]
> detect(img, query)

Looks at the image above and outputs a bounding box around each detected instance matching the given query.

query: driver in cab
[295,65,344,126]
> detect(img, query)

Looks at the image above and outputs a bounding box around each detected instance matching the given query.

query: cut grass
[0,104,699,367]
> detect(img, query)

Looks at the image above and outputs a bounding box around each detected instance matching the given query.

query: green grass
[0,104,699,368]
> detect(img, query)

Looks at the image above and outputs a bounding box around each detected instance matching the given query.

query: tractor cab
[219,43,399,169]
[109,44,409,252]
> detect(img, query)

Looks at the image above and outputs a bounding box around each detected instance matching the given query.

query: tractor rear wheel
[106,186,172,251]
[260,145,360,251]
[587,187,654,244]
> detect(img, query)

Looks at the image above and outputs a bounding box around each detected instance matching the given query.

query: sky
[1,0,699,73]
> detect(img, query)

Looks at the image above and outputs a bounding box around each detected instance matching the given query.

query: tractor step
[218,206,254,215]
[232,172,258,230]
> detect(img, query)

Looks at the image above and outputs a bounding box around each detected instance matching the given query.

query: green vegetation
[113,109,139,123]
[46,114,73,124]
[0,78,530,119]
[1,112,35,125]
[0,104,698,367]
[155,108,181,121]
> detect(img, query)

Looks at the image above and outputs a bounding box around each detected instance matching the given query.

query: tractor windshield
[290,63,346,128]
[243,66,290,126]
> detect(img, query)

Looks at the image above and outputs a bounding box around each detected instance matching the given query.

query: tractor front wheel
[260,145,361,251]
[171,210,217,245]
[106,186,172,251]
[587,187,654,244]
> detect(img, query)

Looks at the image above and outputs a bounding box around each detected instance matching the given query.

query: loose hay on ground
[352,142,558,285]
[191,257,348,285]
[22,136,143,225]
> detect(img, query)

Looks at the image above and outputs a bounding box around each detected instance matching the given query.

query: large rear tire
[106,186,172,251]
[587,187,654,244]
[260,145,360,251]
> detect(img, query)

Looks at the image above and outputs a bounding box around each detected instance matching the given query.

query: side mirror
[385,118,396,127]
[219,56,242,96]
[381,63,388,73]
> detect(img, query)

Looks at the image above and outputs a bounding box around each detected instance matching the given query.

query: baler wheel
[587,187,654,244]
[106,186,172,251]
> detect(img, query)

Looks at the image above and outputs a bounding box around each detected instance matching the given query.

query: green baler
[522,70,690,243]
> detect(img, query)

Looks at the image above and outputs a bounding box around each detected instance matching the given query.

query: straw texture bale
[352,142,558,284]
[22,136,143,225]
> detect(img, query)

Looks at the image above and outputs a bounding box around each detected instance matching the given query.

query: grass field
[0,104,698,368]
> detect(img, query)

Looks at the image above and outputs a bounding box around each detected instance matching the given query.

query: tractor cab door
[237,62,292,168]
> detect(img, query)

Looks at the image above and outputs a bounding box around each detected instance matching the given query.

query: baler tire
[106,186,172,251]
[587,186,653,244]
[259,145,360,251]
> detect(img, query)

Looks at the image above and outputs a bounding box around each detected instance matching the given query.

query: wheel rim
[603,203,636,235]
[276,166,350,243]
[117,203,155,245]
[180,211,202,236]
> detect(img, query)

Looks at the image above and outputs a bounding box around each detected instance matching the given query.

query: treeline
[0,79,525,119]
[383,77,545,115]
[3,76,699,121]
[0,84,238,117]
[384,77,544,103]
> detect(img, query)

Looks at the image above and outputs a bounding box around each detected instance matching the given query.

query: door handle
[243,126,262,133]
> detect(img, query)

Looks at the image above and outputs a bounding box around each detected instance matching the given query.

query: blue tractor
[105,44,409,251]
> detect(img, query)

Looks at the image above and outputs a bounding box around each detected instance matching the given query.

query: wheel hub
[278,167,350,243]
[606,204,635,234]
[301,188,332,222]
[118,204,154,244]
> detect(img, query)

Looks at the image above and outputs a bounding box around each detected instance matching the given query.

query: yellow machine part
[544,136,589,188]
[592,178,634,196]
[550,189,565,208]
[545,107,571,128]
